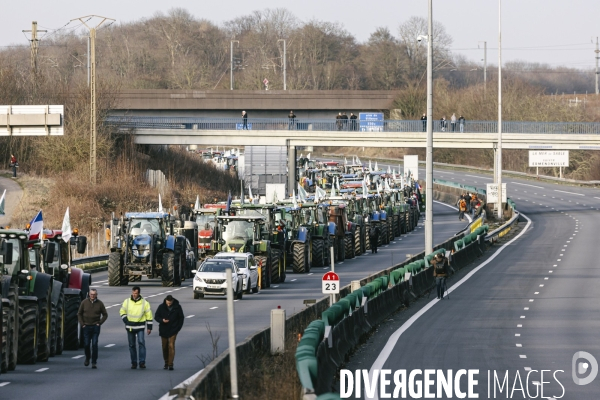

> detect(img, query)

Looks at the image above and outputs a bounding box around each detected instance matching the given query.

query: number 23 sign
[322,271,340,294]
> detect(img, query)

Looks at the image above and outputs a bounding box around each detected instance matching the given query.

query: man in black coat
[154,295,184,370]
[369,226,380,254]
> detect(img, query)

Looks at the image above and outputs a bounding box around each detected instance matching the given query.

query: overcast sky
[3,0,598,70]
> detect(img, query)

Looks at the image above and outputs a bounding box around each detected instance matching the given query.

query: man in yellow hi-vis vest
[120,286,153,369]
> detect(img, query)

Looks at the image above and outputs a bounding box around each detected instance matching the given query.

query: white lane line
[524,367,532,371]
[147,295,157,298]
[291,279,297,282]
[520,316,526,319]
[517,324,523,328]
[529,299,534,302]
[368,212,532,399]
[512,182,543,189]
[272,285,279,288]
[94,280,108,283]
[308,273,314,275]
[0,382,10,387]
[112,304,119,307]
[337,262,344,265]
[234,300,239,302]
[35,368,49,372]
[465,174,491,180]
[72,355,85,359]
[158,369,205,400]
[516,344,522,347]
[209,307,218,310]
[544,277,549,280]
[520,355,527,359]
[594,197,600,200]
[105,344,115,348]
[535,292,539,295]
[524,308,529,310]
[555,190,584,196]
[186,315,195,319]
[515,334,521,337]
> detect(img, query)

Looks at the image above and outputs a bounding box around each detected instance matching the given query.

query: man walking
[154,295,184,370]
[369,226,380,254]
[432,253,448,299]
[9,154,17,178]
[77,288,108,369]
[458,115,465,133]
[241,111,248,130]
[458,197,467,221]
[420,113,427,132]
[120,286,153,369]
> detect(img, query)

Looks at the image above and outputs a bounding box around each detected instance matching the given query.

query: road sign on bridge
[529,150,569,167]
[322,271,340,294]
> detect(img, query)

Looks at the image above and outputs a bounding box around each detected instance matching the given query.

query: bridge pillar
[287,143,296,197]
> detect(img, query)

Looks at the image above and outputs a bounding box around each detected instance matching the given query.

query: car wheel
[245,277,252,294]
[252,275,259,293]
[237,283,243,300]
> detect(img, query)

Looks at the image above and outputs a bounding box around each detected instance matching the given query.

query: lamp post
[424,0,434,255]
[278,39,287,90]
[497,0,503,219]
[230,40,239,90]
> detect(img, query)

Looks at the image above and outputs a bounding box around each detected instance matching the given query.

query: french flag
[28,210,43,241]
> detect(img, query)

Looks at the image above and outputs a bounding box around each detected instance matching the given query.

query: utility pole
[230,40,239,90]
[595,37,599,95]
[22,21,47,75]
[479,41,487,98]
[425,0,434,255]
[497,0,503,219]
[72,15,114,185]
[278,39,287,90]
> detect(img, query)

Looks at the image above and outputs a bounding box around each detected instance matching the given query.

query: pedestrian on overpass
[440,116,448,132]
[288,110,296,130]
[336,112,343,131]
[350,113,358,131]
[242,111,248,130]
[78,288,108,369]
[154,295,184,370]
[450,113,457,132]
[420,113,427,132]
[432,253,449,299]
[458,115,465,133]
[120,286,153,369]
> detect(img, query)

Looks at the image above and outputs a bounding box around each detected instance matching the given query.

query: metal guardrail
[72,255,109,266]
[105,116,600,135]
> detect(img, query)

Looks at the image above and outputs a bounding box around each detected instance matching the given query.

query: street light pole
[230,40,239,90]
[278,39,287,90]
[425,0,434,255]
[497,0,503,219]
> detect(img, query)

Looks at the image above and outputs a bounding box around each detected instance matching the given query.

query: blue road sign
[359,113,384,132]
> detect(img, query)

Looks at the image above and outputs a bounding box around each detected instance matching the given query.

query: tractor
[327,203,357,262]
[191,204,226,261]
[108,212,196,287]
[0,229,54,368]
[215,214,272,287]
[39,229,90,352]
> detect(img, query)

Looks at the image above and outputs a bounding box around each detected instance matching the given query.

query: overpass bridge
[107,116,600,150]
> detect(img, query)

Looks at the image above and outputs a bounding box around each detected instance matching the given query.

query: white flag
[0,189,5,216]
[369,160,372,170]
[297,183,308,202]
[375,161,378,171]
[356,156,362,165]
[316,186,327,199]
[194,195,201,210]
[249,186,253,203]
[314,185,320,204]
[61,207,72,243]
[292,190,298,208]
[344,157,348,165]
[387,165,391,174]
[307,153,311,160]
[158,194,163,212]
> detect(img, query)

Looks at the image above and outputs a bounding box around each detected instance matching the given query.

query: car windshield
[216,256,246,270]
[200,261,235,273]
[222,221,253,242]
[129,218,161,236]
[196,214,215,230]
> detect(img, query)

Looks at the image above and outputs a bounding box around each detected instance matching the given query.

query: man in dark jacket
[369,226,380,254]
[242,111,248,130]
[420,113,427,132]
[154,295,184,370]
[77,289,108,368]
[432,253,448,299]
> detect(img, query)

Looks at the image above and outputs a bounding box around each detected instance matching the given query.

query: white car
[192,258,244,299]
[214,252,260,294]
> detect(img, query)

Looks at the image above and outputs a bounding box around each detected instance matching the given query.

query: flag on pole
[61,207,72,243]
[297,183,308,202]
[316,186,327,200]
[292,190,298,208]
[158,194,164,213]
[249,186,254,203]
[314,185,320,204]
[369,160,372,171]
[225,191,232,212]
[194,195,201,210]
[362,180,368,196]
[375,161,378,171]
[28,210,43,241]
[0,189,5,216]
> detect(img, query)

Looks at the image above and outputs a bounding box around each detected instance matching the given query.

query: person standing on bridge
[242,111,248,130]
[154,295,184,370]
[120,286,153,369]
[432,253,449,299]
[78,288,108,369]
[288,110,296,130]
[450,113,457,132]
[420,113,427,132]
[458,115,465,133]
[440,116,448,132]
[350,113,358,131]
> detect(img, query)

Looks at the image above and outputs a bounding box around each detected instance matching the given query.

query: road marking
[466,174,492,180]
[165,290,173,293]
[520,355,527,359]
[594,197,600,200]
[511,182,543,189]
[158,369,205,400]
[112,304,119,307]
[186,315,195,319]
[209,307,218,310]
[555,190,584,196]
[95,280,108,283]
[524,308,529,310]
[147,295,156,298]
[549,271,553,273]
[535,292,539,295]
[544,277,549,280]
[35,368,49,372]
[72,355,85,359]
[291,279,297,282]
[540,284,544,287]
[517,324,523,328]
[515,334,521,337]
[520,316,526,319]
[337,262,344,264]
[516,344,522,347]
[524,367,532,371]
[234,300,239,302]
[557,259,561,261]
[0,382,10,387]
[157,293,165,296]
[529,299,534,302]
[105,344,115,348]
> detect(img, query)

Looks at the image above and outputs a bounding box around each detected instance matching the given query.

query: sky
[2,0,598,71]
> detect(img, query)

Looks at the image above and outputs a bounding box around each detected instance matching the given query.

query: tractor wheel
[270,248,281,284]
[63,294,80,351]
[17,302,39,364]
[1,302,8,372]
[256,256,269,288]
[338,237,346,262]
[128,275,141,282]
[365,226,371,251]
[344,235,353,259]
[292,243,307,273]
[7,284,18,371]
[354,228,362,256]
[54,292,64,355]
[162,253,180,287]
[108,252,124,286]
[394,215,400,237]
[312,239,324,268]
[37,285,52,362]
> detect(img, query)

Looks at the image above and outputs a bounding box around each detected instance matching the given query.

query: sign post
[322,271,339,306]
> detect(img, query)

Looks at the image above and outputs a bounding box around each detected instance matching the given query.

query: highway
[0,198,466,399]
[341,165,600,399]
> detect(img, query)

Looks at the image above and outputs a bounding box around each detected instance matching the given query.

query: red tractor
[191,204,226,261]
[41,229,90,351]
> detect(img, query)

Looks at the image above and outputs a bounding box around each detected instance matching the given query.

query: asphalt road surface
[342,165,600,399]
[0,199,466,399]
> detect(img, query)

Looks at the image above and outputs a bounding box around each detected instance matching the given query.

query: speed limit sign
[322,271,340,294]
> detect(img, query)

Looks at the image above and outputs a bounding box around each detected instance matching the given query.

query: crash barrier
[298,184,517,398]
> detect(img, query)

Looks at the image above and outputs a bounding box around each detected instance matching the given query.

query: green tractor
[0,229,55,368]
[108,212,197,287]
[215,214,273,288]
